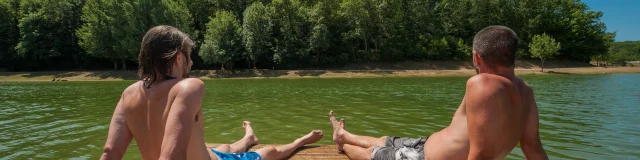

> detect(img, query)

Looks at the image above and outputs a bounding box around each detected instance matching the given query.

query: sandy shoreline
[1,67,638,81]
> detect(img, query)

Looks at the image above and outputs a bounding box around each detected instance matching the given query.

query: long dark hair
[138,25,193,88]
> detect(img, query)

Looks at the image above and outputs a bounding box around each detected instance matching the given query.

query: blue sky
[582,0,639,42]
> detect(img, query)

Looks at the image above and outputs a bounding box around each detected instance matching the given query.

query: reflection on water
[526,74,640,159]
[0,82,122,159]
[0,74,639,159]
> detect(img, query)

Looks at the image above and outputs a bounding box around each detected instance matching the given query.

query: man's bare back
[423,74,540,159]
[126,79,208,159]
[102,78,210,160]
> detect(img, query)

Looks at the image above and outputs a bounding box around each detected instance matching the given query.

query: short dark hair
[472,25,518,68]
[138,25,193,88]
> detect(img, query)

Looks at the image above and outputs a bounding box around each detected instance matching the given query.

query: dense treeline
[594,41,640,65]
[0,0,620,71]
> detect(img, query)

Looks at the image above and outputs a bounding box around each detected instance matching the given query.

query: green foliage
[77,0,192,70]
[309,23,330,63]
[0,0,621,71]
[530,33,561,72]
[338,0,380,61]
[177,0,215,45]
[242,1,272,68]
[11,0,87,70]
[608,52,634,64]
[530,34,561,60]
[200,11,243,69]
[307,0,341,64]
[594,41,640,64]
[0,0,20,69]
[269,0,309,64]
[610,41,640,58]
[515,0,613,61]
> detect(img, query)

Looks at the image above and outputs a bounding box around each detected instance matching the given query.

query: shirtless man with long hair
[100,25,322,160]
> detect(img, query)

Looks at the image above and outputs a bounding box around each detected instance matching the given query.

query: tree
[0,0,20,70]
[376,0,412,60]
[0,0,620,71]
[530,33,561,72]
[269,0,309,65]
[600,41,640,66]
[177,0,215,45]
[13,0,86,70]
[200,11,243,70]
[416,0,473,60]
[77,0,193,70]
[591,54,608,67]
[338,0,381,61]
[309,23,330,63]
[307,0,341,65]
[242,1,272,69]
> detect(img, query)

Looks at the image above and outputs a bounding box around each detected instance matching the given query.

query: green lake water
[1,74,639,159]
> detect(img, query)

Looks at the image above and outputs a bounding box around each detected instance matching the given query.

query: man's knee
[377,136,388,146]
[354,146,378,160]
[366,146,376,153]
[361,146,377,160]
[257,145,277,158]
[215,144,231,152]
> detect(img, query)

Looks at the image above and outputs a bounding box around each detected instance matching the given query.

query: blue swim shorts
[211,148,262,160]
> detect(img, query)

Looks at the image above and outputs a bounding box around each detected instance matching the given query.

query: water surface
[1,74,639,159]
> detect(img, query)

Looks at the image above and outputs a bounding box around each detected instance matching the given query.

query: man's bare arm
[520,85,548,160]
[100,95,133,160]
[465,76,501,160]
[159,79,205,160]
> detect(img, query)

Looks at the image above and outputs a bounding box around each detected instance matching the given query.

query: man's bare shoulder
[466,74,510,92]
[171,78,205,95]
[513,76,534,94]
[523,79,534,92]
[115,81,145,112]
[122,81,144,96]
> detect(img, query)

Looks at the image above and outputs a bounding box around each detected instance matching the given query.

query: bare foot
[296,130,324,146]
[330,111,345,151]
[242,121,259,146]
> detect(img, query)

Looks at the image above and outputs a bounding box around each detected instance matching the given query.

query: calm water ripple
[1,74,639,159]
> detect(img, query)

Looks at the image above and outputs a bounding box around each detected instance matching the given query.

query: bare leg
[330,111,386,151]
[343,144,375,160]
[257,130,323,160]
[215,121,259,153]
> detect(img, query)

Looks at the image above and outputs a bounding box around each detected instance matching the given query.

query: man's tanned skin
[330,26,548,160]
[100,25,209,160]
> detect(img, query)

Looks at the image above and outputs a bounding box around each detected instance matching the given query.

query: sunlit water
[1,74,639,159]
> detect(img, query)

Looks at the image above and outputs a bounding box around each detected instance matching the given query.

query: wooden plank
[206,144,349,160]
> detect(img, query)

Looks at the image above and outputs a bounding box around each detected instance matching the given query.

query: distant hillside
[604,41,640,63]
[341,60,594,70]
[611,41,640,56]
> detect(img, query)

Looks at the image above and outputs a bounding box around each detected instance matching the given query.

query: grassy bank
[1,60,638,81]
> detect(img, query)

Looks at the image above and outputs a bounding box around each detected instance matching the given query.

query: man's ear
[472,50,482,66]
[174,52,183,66]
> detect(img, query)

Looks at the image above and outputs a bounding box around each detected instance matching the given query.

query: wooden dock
[206,144,349,160]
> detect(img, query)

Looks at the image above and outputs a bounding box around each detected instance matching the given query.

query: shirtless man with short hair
[100,25,322,160]
[330,26,549,160]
